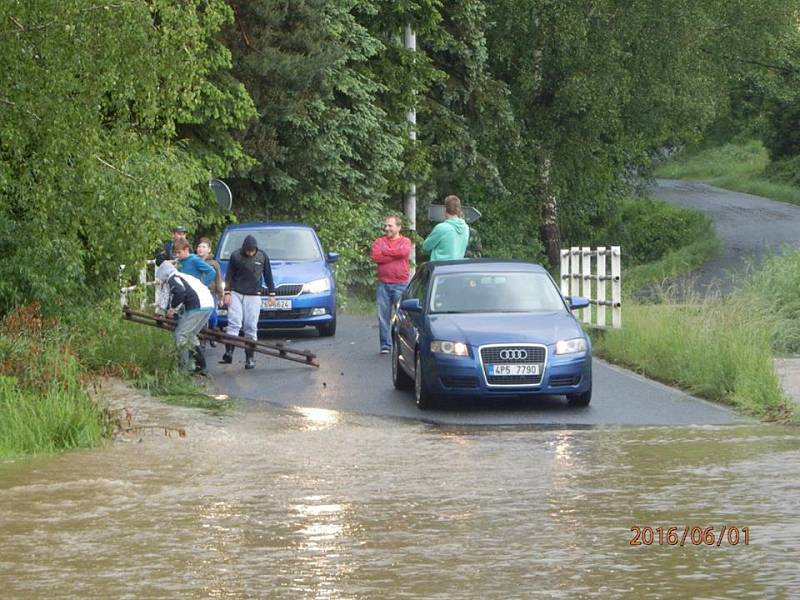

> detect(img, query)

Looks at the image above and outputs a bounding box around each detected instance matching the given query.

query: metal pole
[405,24,417,270]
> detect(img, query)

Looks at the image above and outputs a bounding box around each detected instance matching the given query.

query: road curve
[651,179,800,291]
[206,315,742,426]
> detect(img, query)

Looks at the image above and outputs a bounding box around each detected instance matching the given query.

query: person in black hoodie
[220,234,276,369]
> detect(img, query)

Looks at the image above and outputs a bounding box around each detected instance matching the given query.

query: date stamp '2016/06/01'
[630,526,750,547]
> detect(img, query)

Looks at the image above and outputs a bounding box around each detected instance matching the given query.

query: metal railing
[560,246,622,329]
[119,260,159,309]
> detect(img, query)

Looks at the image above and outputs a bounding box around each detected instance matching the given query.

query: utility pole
[405,24,417,269]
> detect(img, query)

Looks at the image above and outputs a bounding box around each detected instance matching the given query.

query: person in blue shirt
[155,225,188,266]
[174,239,216,286]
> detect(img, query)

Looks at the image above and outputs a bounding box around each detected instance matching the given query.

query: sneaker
[380,348,390,354]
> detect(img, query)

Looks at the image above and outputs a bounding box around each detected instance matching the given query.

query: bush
[596,197,714,266]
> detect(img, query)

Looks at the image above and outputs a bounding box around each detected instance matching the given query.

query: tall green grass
[0,305,107,457]
[656,140,769,179]
[654,140,800,205]
[595,250,800,421]
[594,300,787,418]
[0,300,227,458]
[74,302,227,411]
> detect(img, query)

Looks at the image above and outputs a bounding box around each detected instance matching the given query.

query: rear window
[219,228,323,261]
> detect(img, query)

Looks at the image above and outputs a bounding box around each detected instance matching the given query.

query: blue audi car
[391,260,592,409]
[215,223,338,336]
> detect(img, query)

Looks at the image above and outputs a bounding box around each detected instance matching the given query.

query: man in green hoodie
[422,194,470,261]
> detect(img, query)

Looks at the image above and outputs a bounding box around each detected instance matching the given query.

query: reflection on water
[0,402,799,599]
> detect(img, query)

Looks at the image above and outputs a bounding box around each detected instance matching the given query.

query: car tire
[414,352,436,410]
[392,339,413,390]
[567,387,592,407]
[316,313,336,337]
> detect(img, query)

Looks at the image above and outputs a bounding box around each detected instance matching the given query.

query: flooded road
[1,393,798,599]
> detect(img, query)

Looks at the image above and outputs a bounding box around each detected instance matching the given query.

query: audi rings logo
[499,349,528,360]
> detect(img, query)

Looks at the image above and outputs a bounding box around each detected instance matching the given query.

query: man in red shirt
[371,214,412,354]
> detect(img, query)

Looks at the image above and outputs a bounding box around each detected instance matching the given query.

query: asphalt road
[206,314,742,426]
[651,179,800,291]
[208,179,800,426]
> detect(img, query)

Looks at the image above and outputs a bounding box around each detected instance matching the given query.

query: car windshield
[218,229,322,261]
[429,271,567,313]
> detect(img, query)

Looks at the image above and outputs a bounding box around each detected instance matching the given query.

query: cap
[173,225,187,233]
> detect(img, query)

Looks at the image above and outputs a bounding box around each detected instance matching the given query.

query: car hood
[218,260,330,285]
[428,312,584,346]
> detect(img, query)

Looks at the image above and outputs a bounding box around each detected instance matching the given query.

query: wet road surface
[0,389,797,599]
[205,315,742,427]
[651,179,800,291]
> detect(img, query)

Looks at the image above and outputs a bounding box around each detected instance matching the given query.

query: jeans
[377,282,407,350]
[174,309,211,371]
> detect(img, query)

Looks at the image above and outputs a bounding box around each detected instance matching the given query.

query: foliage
[0,304,106,457]
[655,139,800,206]
[593,298,791,420]
[597,197,715,266]
[0,0,254,316]
[737,250,800,355]
[484,0,800,251]
[623,237,721,297]
[655,140,769,180]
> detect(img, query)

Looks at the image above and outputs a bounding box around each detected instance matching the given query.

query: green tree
[486,0,798,267]
[0,0,254,315]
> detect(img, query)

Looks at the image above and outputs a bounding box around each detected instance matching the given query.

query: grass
[592,298,790,420]
[624,236,722,296]
[654,140,800,205]
[597,143,800,420]
[0,305,108,457]
[0,301,231,458]
[594,248,800,422]
[77,304,231,412]
[339,290,374,317]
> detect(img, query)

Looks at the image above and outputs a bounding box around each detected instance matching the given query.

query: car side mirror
[568,296,590,310]
[327,252,339,263]
[399,298,422,313]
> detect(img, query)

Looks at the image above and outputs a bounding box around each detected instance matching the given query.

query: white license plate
[262,298,292,311]
[488,363,540,376]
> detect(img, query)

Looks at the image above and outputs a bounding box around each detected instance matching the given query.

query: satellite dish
[427,204,481,224]
[209,178,233,211]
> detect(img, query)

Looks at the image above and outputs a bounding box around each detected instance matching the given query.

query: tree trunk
[539,157,561,270]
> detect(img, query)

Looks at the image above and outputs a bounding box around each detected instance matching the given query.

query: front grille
[259,308,312,320]
[550,375,580,387]
[480,346,546,364]
[275,283,303,297]
[441,376,479,389]
[480,344,546,386]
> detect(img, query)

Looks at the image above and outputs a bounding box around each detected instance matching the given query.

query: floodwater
[1,395,799,599]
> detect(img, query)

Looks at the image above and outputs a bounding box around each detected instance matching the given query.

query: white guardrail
[560,246,621,329]
[119,260,159,309]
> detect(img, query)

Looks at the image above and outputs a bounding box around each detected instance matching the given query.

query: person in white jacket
[156,262,214,373]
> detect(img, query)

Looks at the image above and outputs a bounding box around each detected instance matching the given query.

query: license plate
[488,363,540,376]
[262,298,292,311]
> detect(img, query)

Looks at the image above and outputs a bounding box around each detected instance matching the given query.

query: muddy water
[1,398,799,599]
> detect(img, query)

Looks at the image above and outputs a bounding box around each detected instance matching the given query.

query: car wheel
[567,387,592,407]
[316,314,336,337]
[414,352,436,410]
[392,339,413,390]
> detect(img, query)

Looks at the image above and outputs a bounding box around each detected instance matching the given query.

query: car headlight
[430,340,469,356]
[302,278,331,294]
[555,337,588,355]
